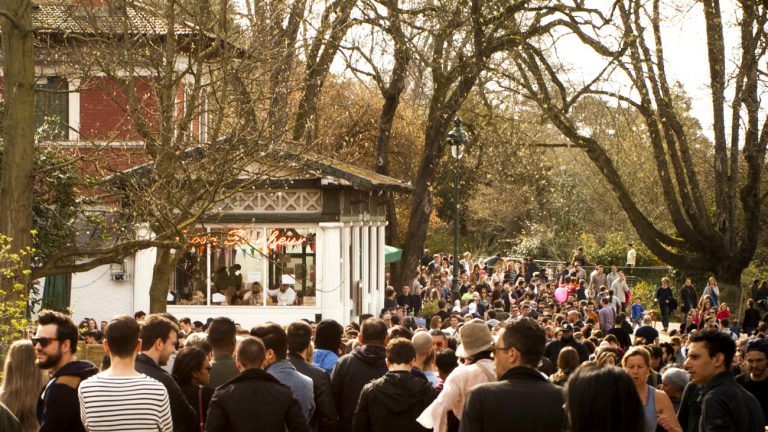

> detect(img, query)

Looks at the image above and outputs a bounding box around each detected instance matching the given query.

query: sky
[553,1,743,140]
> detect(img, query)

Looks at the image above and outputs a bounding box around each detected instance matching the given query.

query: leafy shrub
[419,299,439,319]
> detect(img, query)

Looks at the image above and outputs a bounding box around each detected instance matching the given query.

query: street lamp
[447,118,467,295]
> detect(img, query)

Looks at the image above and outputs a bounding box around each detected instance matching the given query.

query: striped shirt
[78,373,173,432]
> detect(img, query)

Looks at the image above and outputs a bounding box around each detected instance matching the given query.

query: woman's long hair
[172,347,207,387]
[566,365,644,432]
[550,346,579,384]
[0,340,46,432]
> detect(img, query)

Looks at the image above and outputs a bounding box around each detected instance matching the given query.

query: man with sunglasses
[34,310,99,432]
[460,318,564,432]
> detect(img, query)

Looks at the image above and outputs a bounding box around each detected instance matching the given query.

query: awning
[385,245,402,263]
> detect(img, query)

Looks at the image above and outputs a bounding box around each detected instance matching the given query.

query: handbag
[669,296,678,311]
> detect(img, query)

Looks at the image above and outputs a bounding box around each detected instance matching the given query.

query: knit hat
[456,318,493,358]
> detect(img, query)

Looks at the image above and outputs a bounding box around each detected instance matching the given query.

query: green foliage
[0,233,34,353]
[631,280,657,312]
[0,130,94,265]
[419,299,439,319]
[579,233,661,267]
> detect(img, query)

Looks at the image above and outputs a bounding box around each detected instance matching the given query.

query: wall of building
[70,257,136,323]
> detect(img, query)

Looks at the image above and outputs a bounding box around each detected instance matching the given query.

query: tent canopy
[384,245,402,263]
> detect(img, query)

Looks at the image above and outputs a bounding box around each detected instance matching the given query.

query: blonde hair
[0,340,46,432]
[661,277,671,286]
[622,346,651,368]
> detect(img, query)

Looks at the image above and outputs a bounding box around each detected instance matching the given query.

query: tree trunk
[714,265,744,318]
[148,247,178,313]
[0,0,35,299]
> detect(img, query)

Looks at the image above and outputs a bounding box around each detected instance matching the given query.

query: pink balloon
[554,287,568,303]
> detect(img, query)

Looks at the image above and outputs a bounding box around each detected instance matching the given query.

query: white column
[318,223,344,323]
[133,224,156,314]
[377,223,386,315]
[351,224,361,319]
[368,224,378,316]
[341,225,352,323]
[361,224,370,315]
[68,79,80,142]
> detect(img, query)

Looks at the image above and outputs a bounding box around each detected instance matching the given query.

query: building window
[170,227,316,307]
[35,77,69,140]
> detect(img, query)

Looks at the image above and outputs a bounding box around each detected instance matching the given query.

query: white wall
[70,257,135,323]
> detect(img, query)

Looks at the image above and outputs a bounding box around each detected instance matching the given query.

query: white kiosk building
[67,153,410,328]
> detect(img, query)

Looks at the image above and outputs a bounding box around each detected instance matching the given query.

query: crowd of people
[0,247,767,431]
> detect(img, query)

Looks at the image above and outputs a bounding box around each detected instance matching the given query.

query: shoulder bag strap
[477,362,496,383]
[198,385,204,432]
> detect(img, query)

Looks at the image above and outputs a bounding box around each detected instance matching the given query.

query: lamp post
[447,118,467,295]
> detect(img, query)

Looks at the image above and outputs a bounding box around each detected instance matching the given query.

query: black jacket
[180,383,214,428]
[656,286,675,309]
[680,285,698,311]
[205,368,310,432]
[544,338,589,364]
[692,371,764,432]
[135,353,197,432]
[743,307,761,329]
[37,360,98,432]
[459,366,564,432]
[288,353,338,432]
[330,345,388,432]
[352,370,436,432]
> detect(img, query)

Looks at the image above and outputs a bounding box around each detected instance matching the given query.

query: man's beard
[751,366,767,378]
[37,346,62,370]
[561,334,573,342]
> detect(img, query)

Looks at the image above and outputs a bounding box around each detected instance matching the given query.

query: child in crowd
[630,298,644,328]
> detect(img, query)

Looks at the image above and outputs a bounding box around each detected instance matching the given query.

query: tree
[0,0,35,297]
[393,1,567,289]
[510,1,768,301]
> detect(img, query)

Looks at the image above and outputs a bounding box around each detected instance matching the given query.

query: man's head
[104,316,141,360]
[134,311,147,323]
[207,317,237,354]
[360,318,388,346]
[412,331,433,361]
[286,321,313,356]
[236,337,267,371]
[494,318,546,378]
[250,322,288,367]
[449,316,459,328]
[140,315,179,366]
[597,265,603,274]
[34,310,79,370]
[660,367,689,399]
[279,284,289,293]
[684,329,736,384]
[560,323,574,341]
[178,317,192,334]
[315,319,344,351]
[744,337,768,379]
[386,338,416,369]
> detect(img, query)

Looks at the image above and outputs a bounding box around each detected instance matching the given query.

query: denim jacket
[266,360,315,421]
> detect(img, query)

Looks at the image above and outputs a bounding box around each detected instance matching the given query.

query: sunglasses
[31,337,58,348]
